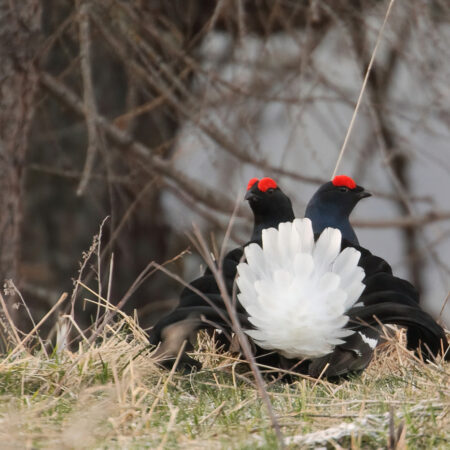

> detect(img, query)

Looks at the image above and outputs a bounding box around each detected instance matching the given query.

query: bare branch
[40,71,239,214]
[76,0,100,195]
[353,211,450,229]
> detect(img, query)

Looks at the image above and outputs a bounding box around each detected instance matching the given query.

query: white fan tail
[237,218,364,359]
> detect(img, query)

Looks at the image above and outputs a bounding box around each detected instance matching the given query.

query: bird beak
[245,191,256,201]
[358,190,372,199]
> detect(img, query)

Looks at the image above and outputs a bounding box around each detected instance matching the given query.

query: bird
[236,216,448,378]
[305,175,371,246]
[149,177,449,376]
[305,174,420,307]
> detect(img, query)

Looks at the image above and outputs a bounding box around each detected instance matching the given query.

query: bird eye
[339,187,348,193]
[267,188,275,194]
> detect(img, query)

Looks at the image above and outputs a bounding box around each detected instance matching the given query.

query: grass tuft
[0,316,448,448]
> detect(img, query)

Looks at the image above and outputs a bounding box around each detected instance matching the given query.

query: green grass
[0,320,448,449]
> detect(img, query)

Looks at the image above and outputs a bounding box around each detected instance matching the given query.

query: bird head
[245,177,294,219]
[311,175,371,216]
[245,177,295,241]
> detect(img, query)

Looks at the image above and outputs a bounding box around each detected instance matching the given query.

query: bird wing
[347,303,449,361]
[148,304,252,370]
[347,240,447,361]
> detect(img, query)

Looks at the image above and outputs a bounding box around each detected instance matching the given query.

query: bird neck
[304,202,359,245]
[250,211,295,241]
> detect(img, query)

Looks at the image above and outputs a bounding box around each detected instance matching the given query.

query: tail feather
[237,219,364,359]
[349,244,393,276]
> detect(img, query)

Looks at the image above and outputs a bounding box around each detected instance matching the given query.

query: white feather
[358,331,378,349]
[237,219,365,359]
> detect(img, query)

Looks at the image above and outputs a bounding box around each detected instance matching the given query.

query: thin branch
[190,225,285,448]
[89,250,192,343]
[76,0,100,195]
[438,292,450,321]
[40,71,239,214]
[92,7,324,187]
[352,211,450,228]
[0,293,68,366]
[0,291,23,348]
[163,180,244,245]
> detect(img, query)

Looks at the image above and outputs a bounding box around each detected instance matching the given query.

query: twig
[28,163,130,183]
[0,293,68,365]
[163,181,244,244]
[8,280,48,356]
[352,211,450,228]
[0,291,22,348]
[190,225,285,448]
[332,0,396,178]
[76,0,100,195]
[88,250,190,343]
[40,72,238,214]
[438,292,450,321]
[94,215,109,328]
[106,253,114,320]
[150,263,232,328]
[96,180,157,269]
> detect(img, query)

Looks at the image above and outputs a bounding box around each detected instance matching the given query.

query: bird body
[305,201,359,245]
[237,218,365,359]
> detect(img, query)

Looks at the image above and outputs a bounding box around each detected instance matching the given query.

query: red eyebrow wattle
[258,177,277,192]
[332,175,356,189]
[247,178,259,191]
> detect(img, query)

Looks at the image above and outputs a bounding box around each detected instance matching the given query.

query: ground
[0,320,448,449]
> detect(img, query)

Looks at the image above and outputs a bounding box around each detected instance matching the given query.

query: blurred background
[1,0,449,342]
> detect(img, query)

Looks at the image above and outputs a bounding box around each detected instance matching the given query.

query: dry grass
[0,310,448,449]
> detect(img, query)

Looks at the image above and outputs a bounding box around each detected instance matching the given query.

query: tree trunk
[0,1,42,320]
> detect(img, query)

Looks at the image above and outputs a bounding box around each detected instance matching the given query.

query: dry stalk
[332,0,397,178]
[0,292,68,366]
[189,223,286,448]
